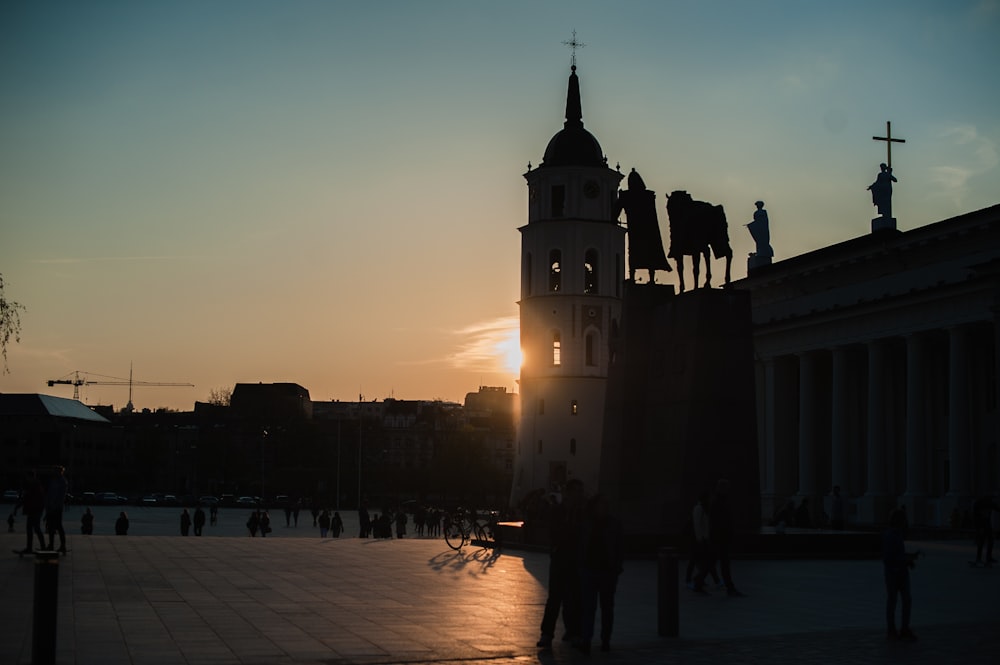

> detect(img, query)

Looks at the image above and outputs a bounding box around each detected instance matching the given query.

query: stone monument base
[599,284,760,538]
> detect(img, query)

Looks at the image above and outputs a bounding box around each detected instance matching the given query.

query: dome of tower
[542,126,605,167]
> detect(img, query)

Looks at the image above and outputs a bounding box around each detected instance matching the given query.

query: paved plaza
[1,507,998,664]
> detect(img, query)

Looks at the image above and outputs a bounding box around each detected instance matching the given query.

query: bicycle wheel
[444,520,467,550]
[473,523,491,548]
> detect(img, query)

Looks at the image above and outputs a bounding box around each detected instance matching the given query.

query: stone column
[829,346,850,525]
[943,326,971,517]
[797,352,820,501]
[901,333,928,524]
[830,347,850,491]
[859,339,890,524]
[761,358,777,503]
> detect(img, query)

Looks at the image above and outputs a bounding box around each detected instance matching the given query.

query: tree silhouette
[0,274,25,374]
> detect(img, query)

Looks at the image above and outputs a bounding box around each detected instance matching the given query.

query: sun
[497,328,523,376]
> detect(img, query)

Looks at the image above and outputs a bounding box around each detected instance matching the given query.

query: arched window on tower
[549,250,562,292]
[552,331,561,366]
[584,249,599,294]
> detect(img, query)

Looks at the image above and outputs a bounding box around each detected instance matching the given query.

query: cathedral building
[737,204,1000,527]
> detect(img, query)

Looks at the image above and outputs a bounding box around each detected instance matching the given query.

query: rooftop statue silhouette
[868,162,897,219]
[615,168,672,283]
[747,200,773,263]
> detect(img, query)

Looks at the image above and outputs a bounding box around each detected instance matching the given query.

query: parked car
[198,496,219,506]
[2,489,20,503]
[96,491,122,505]
[235,496,257,506]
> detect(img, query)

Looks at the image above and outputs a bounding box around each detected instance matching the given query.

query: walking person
[44,466,68,553]
[193,506,206,536]
[359,502,371,538]
[115,511,129,535]
[180,508,192,536]
[247,510,260,537]
[972,494,998,566]
[259,510,271,537]
[883,508,917,641]
[536,479,586,649]
[331,511,344,538]
[695,479,744,596]
[830,485,846,530]
[689,491,720,592]
[80,507,94,535]
[395,510,407,538]
[318,509,330,538]
[16,469,46,553]
[577,494,624,653]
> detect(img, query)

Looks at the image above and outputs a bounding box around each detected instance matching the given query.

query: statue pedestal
[871,216,896,233]
[747,254,772,272]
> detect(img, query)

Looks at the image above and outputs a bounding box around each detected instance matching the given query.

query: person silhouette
[537,479,586,649]
[193,506,206,536]
[883,508,917,641]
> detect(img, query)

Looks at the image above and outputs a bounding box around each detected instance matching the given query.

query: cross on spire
[873,121,906,169]
[562,29,585,68]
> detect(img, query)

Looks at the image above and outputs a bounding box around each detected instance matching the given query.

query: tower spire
[561,31,585,129]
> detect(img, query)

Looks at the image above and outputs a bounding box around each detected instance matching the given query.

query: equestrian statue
[665,190,733,292]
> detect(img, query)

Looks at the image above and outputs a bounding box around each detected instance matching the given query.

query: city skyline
[2,1,998,411]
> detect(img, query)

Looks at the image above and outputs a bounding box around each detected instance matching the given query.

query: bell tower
[511,63,625,504]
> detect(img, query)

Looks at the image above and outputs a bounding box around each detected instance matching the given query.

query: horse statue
[665,190,733,292]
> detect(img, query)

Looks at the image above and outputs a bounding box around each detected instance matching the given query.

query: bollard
[32,550,60,665]
[657,546,679,637]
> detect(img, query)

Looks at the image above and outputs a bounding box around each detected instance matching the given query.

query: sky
[1,1,998,412]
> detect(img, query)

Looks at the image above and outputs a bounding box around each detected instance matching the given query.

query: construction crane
[47,366,194,412]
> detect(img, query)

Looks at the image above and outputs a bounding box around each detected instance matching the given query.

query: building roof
[0,393,111,423]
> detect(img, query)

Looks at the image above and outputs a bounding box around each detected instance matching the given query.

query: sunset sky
[2,1,998,411]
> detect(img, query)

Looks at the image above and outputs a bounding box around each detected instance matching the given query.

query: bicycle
[444,508,475,550]
[444,508,501,551]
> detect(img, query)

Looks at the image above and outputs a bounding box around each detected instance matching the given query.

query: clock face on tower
[583,180,599,199]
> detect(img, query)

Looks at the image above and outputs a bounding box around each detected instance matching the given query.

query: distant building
[0,394,118,490]
[230,382,312,421]
[464,387,516,475]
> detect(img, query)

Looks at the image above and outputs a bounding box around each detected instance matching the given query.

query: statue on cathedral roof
[746,200,773,271]
[868,162,897,219]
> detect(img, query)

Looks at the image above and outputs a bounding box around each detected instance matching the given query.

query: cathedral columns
[830,347,850,493]
[901,333,929,522]
[858,339,891,524]
[759,358,777,502]
[796,352,820,499]
[942,325,972,517]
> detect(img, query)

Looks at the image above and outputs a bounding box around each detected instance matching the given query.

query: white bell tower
[511,63,625,504]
